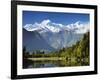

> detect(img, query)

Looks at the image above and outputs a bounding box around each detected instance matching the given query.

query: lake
[23,57,89,69]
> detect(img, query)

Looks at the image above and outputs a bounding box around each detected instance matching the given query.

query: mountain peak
[41,19,51,26]
[23,19,89,34]
[24,19,61,33]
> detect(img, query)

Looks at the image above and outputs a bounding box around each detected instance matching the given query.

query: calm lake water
[23,58,89,69]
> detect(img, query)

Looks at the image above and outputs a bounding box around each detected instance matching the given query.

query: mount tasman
[23,19,89,53]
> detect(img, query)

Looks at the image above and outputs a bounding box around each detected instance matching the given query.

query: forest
[23,32,90,68]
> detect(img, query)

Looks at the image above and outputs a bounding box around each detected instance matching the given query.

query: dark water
[23,58,89,69]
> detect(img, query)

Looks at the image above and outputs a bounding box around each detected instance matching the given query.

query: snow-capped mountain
[23,19,90,52]
[24,19,89,34]
[24,20,61,33]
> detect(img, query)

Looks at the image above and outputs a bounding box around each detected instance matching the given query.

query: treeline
[23,48,61,58]
[58,32,89,59]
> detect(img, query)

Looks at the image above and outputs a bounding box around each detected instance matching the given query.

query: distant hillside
[23,32,90,67]
[23,28,55,52]
[58,31,89,55]
[57,32,90,66]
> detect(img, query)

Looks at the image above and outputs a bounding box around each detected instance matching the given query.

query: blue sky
[23,11,89,26]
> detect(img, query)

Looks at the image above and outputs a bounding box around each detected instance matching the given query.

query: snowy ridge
[24,19,89,34]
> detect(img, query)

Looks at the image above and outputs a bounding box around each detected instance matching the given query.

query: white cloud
[75,22,90,34]
[69,21,89,34]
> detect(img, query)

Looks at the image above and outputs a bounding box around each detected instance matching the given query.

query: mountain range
[23,19,89,53]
